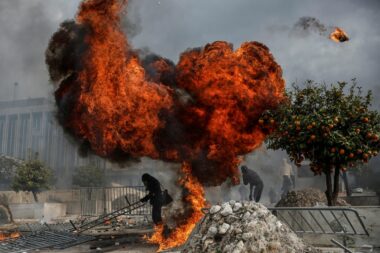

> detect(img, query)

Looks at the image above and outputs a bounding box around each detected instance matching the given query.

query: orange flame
[70,0,173,158]
[147,163,206,251]
[0,231,21,241]
[329,27,349,43]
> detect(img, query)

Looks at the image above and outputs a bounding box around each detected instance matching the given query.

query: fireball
[46,0,285,250]
[329,27,349,43]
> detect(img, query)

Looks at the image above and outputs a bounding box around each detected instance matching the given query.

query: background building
[0,98,106,188]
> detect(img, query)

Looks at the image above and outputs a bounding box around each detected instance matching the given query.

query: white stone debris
[220,203,233,216]
[210,205,221,214]
[183,201,319,253]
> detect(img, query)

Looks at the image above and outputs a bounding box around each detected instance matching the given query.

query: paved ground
[39,243,158,253]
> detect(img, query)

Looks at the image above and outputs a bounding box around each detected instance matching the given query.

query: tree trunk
[325,170,333,206]
[342,171,351,196]
[32,191,39,202]
[332,166,340,206]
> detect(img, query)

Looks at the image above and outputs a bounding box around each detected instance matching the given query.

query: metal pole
[331,239,353,253]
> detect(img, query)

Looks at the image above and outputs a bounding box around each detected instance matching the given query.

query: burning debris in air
[329,27,349,43]
[45,0,284,250]
[292,16,349,43]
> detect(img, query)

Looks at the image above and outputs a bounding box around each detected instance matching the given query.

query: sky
[0,0,380,106]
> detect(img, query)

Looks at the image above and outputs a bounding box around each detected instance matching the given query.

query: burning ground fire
[45,0,284,250]
[147,163,206,250]
[0,231,21,241]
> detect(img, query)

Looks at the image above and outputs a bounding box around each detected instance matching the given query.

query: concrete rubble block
[220,203,233,216]
[209,205,221,214]
[212,213,222,221]
[218,222,230,234]
[233,202,242,212]
[242,211,251,220]
[242,232,253,241]
[232,240,245,253]
[207,226,218,236]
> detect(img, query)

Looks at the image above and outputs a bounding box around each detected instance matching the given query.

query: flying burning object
[292,17,349,43]
[329,27,349,43]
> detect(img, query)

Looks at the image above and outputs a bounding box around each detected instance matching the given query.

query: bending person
[241,165,264,202]
[140,173,163,225]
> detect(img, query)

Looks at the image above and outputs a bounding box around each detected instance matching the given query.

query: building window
[7,115,18,157]
[18,114,30,159]
[32,112,42,131]
[0,116,5,153]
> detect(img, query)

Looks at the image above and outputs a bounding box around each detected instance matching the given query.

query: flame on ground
[0,231,21,241]
[329,27,349,43]
[147,163,206,251]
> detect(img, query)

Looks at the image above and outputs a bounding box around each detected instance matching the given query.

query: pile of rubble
[183,201,318,253]
[276,188,349,207]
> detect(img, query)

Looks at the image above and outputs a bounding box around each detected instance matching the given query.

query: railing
[268,207,369,236]
[79,186,151,216]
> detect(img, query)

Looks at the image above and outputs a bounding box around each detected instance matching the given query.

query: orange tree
[262,81,380,205]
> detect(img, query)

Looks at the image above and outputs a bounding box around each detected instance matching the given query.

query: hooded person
[140,173,163,225]
[241,165,264,202]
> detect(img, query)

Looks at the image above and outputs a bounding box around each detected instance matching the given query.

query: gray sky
[1,0,380,105]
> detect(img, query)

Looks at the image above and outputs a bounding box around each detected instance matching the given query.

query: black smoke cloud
[291,16,329,37]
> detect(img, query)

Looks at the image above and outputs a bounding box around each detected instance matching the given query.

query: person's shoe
[163,225,171,239]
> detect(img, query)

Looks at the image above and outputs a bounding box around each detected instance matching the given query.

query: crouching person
[241,165,264,202]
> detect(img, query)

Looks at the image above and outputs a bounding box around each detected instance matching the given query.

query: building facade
[0,98,106,188]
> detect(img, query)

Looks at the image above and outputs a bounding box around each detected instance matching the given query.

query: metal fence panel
[79,186,151,216]
[269,207,369,236]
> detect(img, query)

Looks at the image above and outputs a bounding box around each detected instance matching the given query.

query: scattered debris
[276,188,349,207]
[183,201,318,253]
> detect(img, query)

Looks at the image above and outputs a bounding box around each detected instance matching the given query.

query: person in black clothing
[241,165,264,202]
[140,173,163,225]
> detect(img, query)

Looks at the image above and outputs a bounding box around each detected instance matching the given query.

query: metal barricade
[269,207,369,236]
[79,186,151,216]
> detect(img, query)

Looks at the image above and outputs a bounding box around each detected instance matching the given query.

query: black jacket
[242,168,263,186]
[141,174,162,205]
